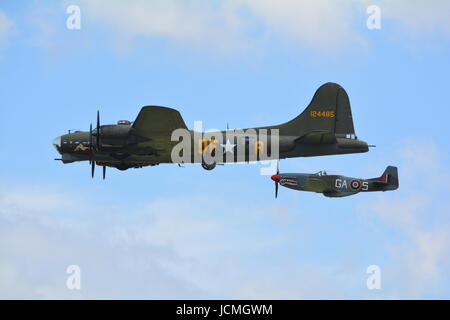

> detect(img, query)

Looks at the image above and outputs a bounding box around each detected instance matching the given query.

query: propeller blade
[96,110,100,150]
[91,160,95,178]
[89,123,93,144]
[275,160,279,198]
[102,166,106,180]
[89,123,93,165]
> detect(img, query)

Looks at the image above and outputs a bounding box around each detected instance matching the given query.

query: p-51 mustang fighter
[271,165,399,198]
[53,82,370,179]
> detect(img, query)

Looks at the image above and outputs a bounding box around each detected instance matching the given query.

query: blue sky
[0,0,450,299]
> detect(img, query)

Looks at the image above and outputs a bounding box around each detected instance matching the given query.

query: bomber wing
[132,106,188,138]
[129,106,189,161]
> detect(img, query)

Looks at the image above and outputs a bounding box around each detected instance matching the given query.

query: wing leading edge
[132,106,188,138]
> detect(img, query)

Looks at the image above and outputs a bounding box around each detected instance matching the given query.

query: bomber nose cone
[271,174,280,182]
[52,136,62,153]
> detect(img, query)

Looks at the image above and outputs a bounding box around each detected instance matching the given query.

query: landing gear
[201,161,216,171]
[116,164,130,171]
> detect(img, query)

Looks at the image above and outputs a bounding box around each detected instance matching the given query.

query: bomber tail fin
[278,82,356,138]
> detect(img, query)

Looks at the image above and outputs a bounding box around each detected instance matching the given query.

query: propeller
[275,180,278,198]
[89,123,93,165]
[103,166,106,180]
[96,110,101,150]
[91,159,95,178]
[271,160,280,198]
[89,122,95,177]
[275,160,279,198]
[89,110,101,179]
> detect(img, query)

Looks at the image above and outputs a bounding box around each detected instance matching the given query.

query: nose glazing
[52,136,61,150]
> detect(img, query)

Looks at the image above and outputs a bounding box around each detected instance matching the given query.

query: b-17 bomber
[53,82,371,179]
[271,165,399,198]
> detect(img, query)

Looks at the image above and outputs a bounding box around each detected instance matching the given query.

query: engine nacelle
[99,124,131,147]
[100,124,130,139]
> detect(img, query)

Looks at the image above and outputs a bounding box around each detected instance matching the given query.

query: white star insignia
[221,139,236,154]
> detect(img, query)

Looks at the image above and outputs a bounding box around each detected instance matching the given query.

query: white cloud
[1,140,449,299]
[361,139,450,298]
[78,0,366,53]
[0,187,72,217]
[0,195,206,299]
[239,0,365,51]
[0,185,376,299]
[373,0,450,36]
[0,188,291,299]
[81,0,250,53]
[75,0,450,54]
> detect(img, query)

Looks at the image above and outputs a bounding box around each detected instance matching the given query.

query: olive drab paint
[53,83,370,176]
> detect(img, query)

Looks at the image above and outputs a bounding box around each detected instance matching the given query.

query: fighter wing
[132,106,188,138]
[295,130,337,144]
[306,178,332,193]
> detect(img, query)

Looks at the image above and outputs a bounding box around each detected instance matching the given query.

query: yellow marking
[198,139,218,154]
[310,110,335,118]
[255,140,264,154]
[74,144,89,152]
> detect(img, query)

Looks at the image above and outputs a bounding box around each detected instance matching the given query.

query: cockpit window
[315,171,328,176]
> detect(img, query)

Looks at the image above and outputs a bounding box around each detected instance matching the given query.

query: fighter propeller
[271,160,281,198]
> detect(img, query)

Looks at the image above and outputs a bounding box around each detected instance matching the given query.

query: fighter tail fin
[377,166,399,190]
[278,82,356,138]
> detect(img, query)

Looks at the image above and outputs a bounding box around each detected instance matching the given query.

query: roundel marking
[350,179,361,190]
